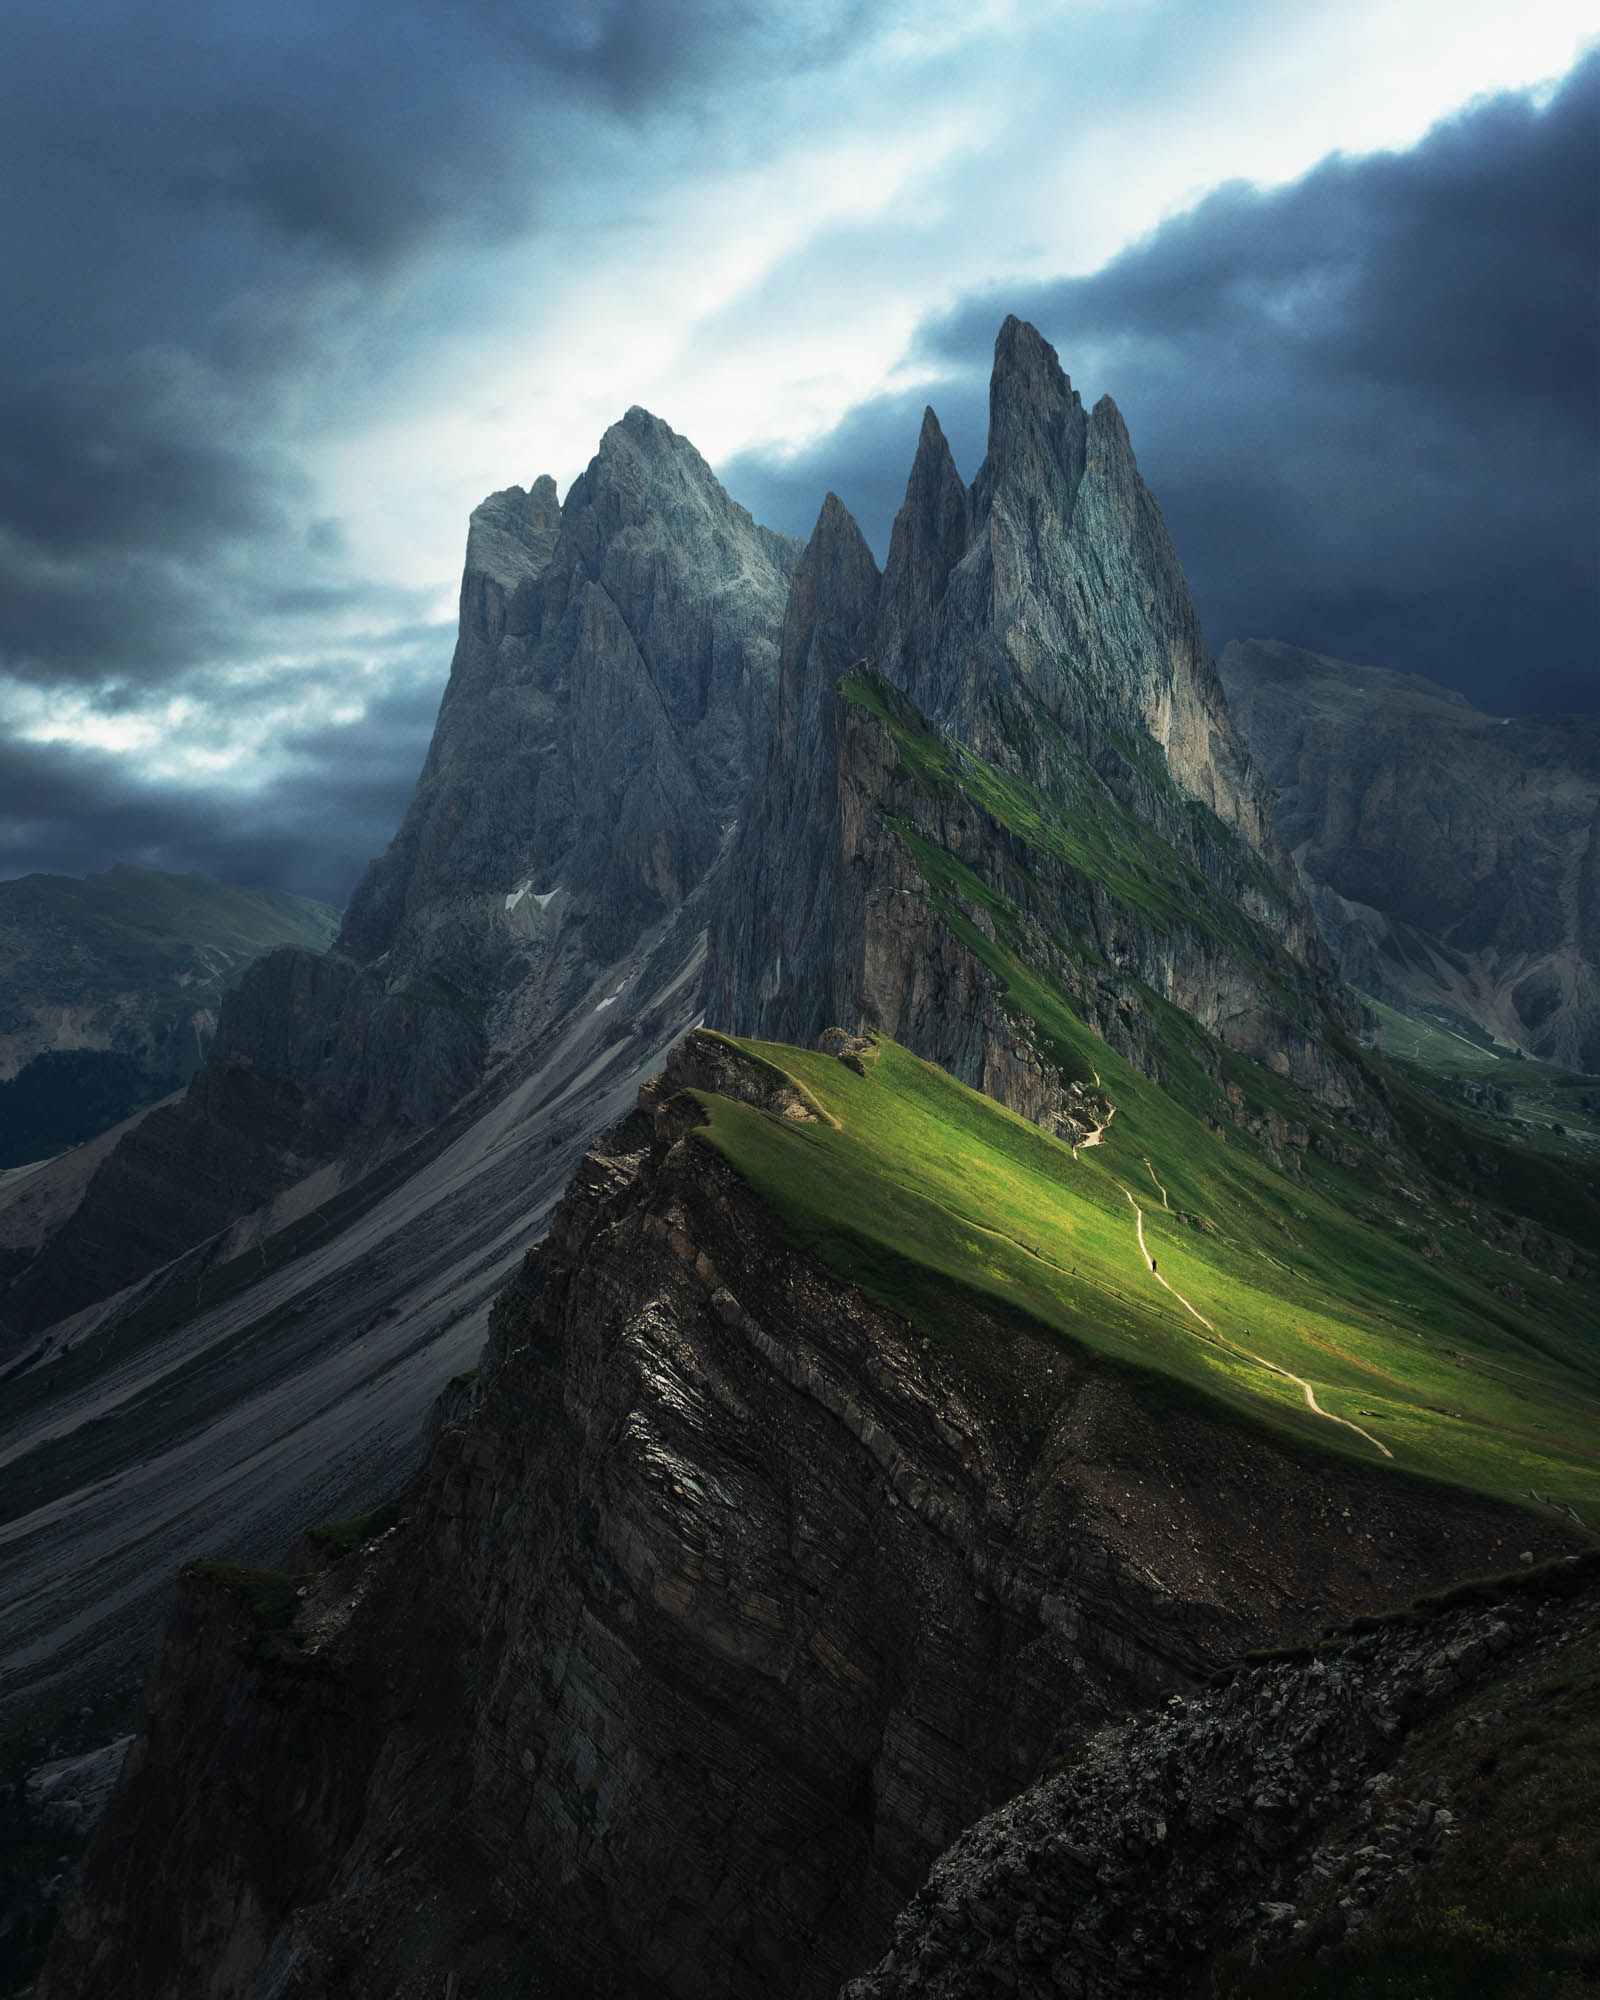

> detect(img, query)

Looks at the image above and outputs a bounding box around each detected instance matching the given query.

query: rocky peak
[712,319,1345,1120]
[970,313,1090,584]
[462,475,561,593]
[562,403,780,582]
[341,400,797,983]
[778,490,881,742]
[876,408,970,685]
[709,492,880,1045]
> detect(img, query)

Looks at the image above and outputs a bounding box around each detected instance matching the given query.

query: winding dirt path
[1118,1185,1393,1459]
[1123,1189,1214,1331]
[1077,1103,1114,1154]
[1072,1073,1114,1159]
[1142,1158,1169,1209]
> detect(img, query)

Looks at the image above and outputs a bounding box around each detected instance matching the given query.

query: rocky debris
[23,1738,133,1838]
[36,1038,1579,2000]
[842,1560,1599,2000]
[1219,637,1600,1071]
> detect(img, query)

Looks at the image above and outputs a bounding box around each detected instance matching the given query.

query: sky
[1,1,1595,909]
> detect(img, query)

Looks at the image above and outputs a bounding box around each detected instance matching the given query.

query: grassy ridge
[692,1033,1600,1518]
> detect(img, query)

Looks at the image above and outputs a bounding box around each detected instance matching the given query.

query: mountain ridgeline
[711,320,1360,1130]
[1219,637,1600,1070]
[0,867,338,1173]
[23,322,1600,2000]
[1,317,1360,1343]
[0,416,800,1341]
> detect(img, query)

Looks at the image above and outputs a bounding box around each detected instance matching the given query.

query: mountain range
[0,868,338,1173]
[1220,638,1600,1071]
[7,321,1597,1999]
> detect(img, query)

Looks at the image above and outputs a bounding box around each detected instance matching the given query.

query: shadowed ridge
[341,471,561,964]
[971,313,1090,558]
[876,406,971,691]
[709,489,881,1048]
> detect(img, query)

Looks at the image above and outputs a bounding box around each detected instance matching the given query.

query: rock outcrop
[880,322,1301,926]
[844,1558,1600,2000]
[1220,638,1600,1070]
[342,414,799,1019]
[1,417,799,1337]
[712,323,1364,1130]
[37,1035,1577,2000]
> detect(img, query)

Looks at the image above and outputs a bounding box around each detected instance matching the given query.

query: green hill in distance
[695,1026,1600,1529]
[686,661,1598,1535]
[0,865,340,1168]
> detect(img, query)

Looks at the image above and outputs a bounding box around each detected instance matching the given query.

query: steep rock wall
[1220,638,1600,1069]
[714,323,1364,1131]
[4,417,798,1335]
[39,1036,1572,2000]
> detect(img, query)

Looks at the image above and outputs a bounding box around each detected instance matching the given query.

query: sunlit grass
[692,1031,1600,1520]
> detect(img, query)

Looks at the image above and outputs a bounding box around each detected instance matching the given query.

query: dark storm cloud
[0,658,450,912]
[0,0,881,685]
[732,58,1599,715]
[930,56,1600,713]
[0,342,303,686]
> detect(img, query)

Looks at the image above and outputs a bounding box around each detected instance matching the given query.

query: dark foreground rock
[36,1035,1577,2000]
[844,1555,1600,2000]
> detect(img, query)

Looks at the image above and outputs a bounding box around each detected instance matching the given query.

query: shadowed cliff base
[35,1033,1589,1999]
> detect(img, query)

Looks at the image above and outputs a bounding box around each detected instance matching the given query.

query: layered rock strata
[39,1034,1575,2000]
[714,323,1364,1127]
[1220,638,1600,1069]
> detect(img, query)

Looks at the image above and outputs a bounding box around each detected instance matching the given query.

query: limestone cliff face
[878,322,1304,938]
[1220,639,1600,1069]
[38,1035,1570,2000]
[712,323,1360,1127]
[712,493,882,1047]
[816,694,1364,1132]
[3,421,799,1335]
[343,412,800,1032]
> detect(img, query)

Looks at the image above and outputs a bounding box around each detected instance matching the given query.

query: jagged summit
[20,320,1600,2000]
[461,475,561,592]
[713,489,880,1044]
[877,406,968,680]
[971,311,1089,546]
[341,401,800,981]
[714,317,1340,1098]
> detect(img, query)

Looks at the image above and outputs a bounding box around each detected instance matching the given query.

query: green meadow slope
[693,1029,1600,1527]
[684,669,1599,1532]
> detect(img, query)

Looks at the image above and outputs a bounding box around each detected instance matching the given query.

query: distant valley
[1221,638,1600,1072]
[0,866,339,1171]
